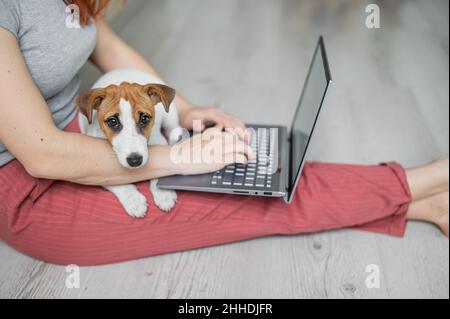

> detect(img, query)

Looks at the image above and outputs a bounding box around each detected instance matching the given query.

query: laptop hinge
[284,137,292,203]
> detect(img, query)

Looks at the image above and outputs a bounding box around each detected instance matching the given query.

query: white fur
[104,184,148,218]
[111,99,149,169]
[79,69,179,217]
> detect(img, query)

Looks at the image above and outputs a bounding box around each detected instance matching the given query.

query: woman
[0,0,448,266]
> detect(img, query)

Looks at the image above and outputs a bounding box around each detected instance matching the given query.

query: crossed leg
[406,157,449,236]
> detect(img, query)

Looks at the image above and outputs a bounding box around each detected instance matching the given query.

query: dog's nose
[126,153,143,167]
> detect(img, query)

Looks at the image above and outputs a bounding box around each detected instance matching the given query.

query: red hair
[65,0,110,26]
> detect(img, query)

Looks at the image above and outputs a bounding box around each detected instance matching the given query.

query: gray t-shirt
[0,0,96,166]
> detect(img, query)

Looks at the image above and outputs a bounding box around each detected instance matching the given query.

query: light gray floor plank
[0,0,448,299]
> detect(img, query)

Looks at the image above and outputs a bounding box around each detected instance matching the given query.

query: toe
[438,213,449,238]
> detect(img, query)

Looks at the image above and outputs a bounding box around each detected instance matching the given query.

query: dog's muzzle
[126,153,144,168]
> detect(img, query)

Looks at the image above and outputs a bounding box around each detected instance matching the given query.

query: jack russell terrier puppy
[77,68,179,218]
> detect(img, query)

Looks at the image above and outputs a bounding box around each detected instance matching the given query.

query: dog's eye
[106,116,121,130]
[139,113,152,128]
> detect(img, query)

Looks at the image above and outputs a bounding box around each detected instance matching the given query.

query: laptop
[158,36,332,203]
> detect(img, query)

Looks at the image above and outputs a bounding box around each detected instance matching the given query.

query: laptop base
[157,124,289,199]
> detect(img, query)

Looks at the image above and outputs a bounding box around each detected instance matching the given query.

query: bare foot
[434,157,449,191]
[407,156,449,201]
[438,213,449,237]
[407,192,449,237]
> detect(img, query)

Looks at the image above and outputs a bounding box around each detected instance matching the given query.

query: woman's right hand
[170,127,255,176]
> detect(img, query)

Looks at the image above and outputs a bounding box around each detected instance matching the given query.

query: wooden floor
[0,0,448,299]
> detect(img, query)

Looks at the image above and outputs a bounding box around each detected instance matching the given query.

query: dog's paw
[121,191,148,218]
[152,188,177,212]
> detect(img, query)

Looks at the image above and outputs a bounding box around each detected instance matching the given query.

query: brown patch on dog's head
[76,88,106,125]
[76,82,176,144]
[143,83,176,113]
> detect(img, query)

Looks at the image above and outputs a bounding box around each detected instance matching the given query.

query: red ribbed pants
[0,117,412,266]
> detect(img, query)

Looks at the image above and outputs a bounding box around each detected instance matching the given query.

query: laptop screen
[288,37,332,201]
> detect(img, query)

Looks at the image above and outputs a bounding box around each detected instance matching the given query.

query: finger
[204,130,255,160]
[228,114,246,131]
[238,141,255,160]
[214,123,224,131]
[225,125,250,142]
[221,130,244,144]
[201,130,236,151]
[224,126,240,138]
[206,108,223,122]
[223,148,252,165]
[222,137,255,160]
[202,136,253,166]
[189,117,206,132]
[235,153,248,164]
[206,109,239,131]
[224,153,248,165]
[215,113,247,141]
[217,112,245,130]
[201,127,223,142]
[203,127,223,135]
[210,132,246,151]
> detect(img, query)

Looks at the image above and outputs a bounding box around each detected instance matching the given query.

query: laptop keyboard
[211,128,277,188]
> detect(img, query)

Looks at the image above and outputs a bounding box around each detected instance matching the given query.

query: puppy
[77,68,179,218]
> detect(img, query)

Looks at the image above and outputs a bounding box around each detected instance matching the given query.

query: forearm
[33,130,178,186]
[90,19,193,115]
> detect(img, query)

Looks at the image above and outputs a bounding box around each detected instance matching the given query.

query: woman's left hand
[179,105,248,139]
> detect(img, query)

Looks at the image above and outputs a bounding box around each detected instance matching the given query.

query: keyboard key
[255,177,265,187]
[210,126,277,187]
[223,174,233,185]
[234,176,244,185]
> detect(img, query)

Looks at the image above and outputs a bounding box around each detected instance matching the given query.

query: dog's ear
[76,89,106,124]
[144,84,176,113]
